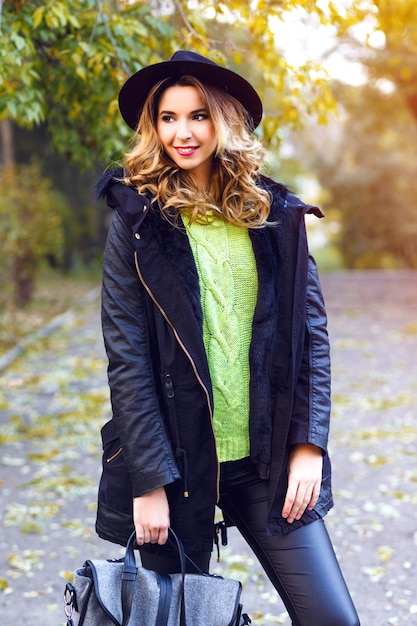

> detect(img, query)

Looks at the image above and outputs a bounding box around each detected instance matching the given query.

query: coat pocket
[95,419,134,546]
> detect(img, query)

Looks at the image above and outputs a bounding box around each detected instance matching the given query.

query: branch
[95,0,131,76]
[172,0,208,47]
[171,0,251,56]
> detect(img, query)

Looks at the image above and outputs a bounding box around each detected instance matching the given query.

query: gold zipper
[134,251,220,501]
[106,447,123,463]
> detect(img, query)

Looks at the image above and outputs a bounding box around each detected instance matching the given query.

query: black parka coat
[96,170,333,555]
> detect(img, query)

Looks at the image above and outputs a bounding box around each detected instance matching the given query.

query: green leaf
[32,6,46,29]
[6,100,17,118]
[75,66,87,80]
[9,32,27,52]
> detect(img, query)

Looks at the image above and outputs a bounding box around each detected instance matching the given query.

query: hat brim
[118,59,263,130]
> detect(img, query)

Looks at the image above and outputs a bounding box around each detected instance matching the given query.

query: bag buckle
[64,582,78,625]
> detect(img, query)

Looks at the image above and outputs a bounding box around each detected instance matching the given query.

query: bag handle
[122,528,188,626]
[124,527,187,574]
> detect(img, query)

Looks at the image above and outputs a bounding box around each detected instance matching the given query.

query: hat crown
[169,50,218,67]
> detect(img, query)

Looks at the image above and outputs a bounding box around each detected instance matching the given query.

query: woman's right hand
[133,486,170,546]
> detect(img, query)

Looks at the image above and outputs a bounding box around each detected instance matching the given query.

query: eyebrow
[158,108,208,116]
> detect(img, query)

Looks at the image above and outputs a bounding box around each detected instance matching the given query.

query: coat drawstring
[213,520,228,562]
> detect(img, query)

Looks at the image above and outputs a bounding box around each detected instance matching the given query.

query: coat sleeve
[288,253,331,453]
[101,208,181,497]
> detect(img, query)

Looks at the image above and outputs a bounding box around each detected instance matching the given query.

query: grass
[0,267,101,357]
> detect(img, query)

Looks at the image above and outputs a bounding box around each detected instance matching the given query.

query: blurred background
[1,0,417,346]
[1,4,417,624]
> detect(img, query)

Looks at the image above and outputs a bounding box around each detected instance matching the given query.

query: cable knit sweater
[184,216,258,462]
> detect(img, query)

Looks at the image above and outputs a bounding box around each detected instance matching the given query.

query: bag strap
[157,574,173,626]
[123,529,181,626]
[120,565,173,626]
[121,557,137,626]
[165,529,187,625]
[154,530,188,625]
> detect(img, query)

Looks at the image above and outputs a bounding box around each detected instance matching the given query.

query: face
[156,85,217,189]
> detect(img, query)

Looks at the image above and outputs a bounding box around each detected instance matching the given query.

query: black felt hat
[118,50,263,130]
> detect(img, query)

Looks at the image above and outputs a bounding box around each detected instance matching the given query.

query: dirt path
[0,270,416,625]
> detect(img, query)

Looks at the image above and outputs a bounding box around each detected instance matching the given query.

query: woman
[96,50,360,626]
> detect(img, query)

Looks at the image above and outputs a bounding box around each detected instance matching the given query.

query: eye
[161,115,174,123]
[193,113,208,121]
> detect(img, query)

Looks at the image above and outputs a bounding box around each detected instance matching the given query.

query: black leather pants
[141,457,360,626]
[218,457,360,626]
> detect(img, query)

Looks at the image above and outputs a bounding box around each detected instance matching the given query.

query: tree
[0,1,175,166]
[279,0,417,268]
[330,0,417,124]
[0,0,336,168]
[0,163,66,307]
[293,77,417,269]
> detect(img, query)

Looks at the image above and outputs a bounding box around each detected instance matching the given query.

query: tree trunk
[12,255,36,309]
[1,121,32,307]
[0,118,14,170]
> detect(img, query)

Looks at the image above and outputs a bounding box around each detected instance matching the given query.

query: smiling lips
[174,146,199,156]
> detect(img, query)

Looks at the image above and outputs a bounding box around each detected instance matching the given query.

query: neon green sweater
[184,216,258,462]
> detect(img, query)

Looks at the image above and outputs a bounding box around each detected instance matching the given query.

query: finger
[141,525,169,545]
[149,526,163,544]
[281,483,298,520]
[293,480,321,519]
[293,491,311,520]
[145,527,155,543]
[285,483,312,522]
[136,526,145,546]
[287,494,305,523]
[307,481,321,510]
[157,527,169,545]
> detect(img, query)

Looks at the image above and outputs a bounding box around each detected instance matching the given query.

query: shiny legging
[141,457,360,626]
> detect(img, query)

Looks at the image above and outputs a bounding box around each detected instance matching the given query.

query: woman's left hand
[281,443,323,524]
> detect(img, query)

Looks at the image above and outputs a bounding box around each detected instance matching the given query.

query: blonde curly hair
[123,75,271,228]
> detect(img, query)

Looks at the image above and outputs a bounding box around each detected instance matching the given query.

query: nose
[176,118,192,142]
